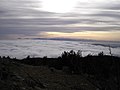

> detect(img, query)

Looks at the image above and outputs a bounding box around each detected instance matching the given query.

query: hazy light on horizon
[41,31,120,41]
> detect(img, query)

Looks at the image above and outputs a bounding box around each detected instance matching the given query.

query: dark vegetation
[0,50,120,90]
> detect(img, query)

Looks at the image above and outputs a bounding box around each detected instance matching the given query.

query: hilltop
[0,50,120,90]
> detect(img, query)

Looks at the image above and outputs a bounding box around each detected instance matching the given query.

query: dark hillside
[0,50,120,90]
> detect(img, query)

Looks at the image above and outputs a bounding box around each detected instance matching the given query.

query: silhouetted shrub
[98,52,104,56]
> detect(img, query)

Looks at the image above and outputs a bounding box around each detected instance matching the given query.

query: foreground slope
[0,58,97,90]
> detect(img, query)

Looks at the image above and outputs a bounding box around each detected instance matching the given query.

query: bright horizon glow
[41,0,79,13]
[40,31,120,41]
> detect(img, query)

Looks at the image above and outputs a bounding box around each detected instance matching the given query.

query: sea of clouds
[0,40,119,59]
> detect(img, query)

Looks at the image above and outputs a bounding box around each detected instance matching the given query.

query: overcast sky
[0,0,120,41]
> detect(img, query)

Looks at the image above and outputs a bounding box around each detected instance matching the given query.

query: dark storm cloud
[0,0,120,39]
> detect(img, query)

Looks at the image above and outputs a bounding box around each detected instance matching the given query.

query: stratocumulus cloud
[0,0,120,41]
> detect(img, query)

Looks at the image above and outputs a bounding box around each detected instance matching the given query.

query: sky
[0,0,120,41]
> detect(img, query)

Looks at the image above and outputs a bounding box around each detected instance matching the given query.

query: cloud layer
[0,0,120,41]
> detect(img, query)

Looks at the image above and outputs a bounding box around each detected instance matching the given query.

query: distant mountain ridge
[22,37,120,43]
[32,37,93,42]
